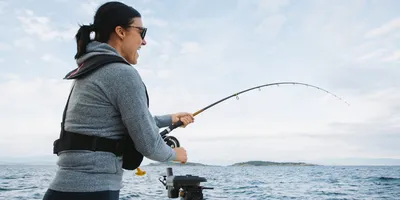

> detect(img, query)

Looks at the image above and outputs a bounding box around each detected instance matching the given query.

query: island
[230,161,318,166]
[145,161,210,167]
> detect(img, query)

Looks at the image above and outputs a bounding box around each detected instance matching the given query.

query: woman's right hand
[173,147,187,163]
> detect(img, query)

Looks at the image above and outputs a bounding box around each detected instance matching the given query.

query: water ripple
[0,165,399,199]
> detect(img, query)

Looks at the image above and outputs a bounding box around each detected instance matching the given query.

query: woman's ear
[114,26,125,40]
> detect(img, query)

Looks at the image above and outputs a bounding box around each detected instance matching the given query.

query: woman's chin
[130,59,138,65]
[127,54,139,65]
[131,52,139,65]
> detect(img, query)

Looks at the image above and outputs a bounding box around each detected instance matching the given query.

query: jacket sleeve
[105,64,176,162]
[154,115,173,128]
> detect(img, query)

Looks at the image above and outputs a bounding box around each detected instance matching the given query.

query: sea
[0,165,399,200]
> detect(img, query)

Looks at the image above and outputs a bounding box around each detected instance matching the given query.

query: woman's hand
[171,112,194,128]
[173,147,188,163]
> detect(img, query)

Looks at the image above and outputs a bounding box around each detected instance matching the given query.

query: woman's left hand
[171,112,194,128]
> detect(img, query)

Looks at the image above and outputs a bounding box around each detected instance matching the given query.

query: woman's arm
[105,64,176,162]
[153,115,172,128]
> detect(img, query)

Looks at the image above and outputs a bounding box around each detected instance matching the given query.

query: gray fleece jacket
[48,41,176,192]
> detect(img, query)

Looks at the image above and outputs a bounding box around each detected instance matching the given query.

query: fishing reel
[159,167,213,200]
[161,120,183,148]
[164,135,180,148]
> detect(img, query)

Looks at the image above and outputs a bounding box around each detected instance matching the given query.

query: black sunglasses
[127,25,147,39]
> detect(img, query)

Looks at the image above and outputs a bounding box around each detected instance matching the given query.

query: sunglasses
[127,25,147,39]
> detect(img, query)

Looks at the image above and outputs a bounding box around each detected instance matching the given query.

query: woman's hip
[42,189,120,200]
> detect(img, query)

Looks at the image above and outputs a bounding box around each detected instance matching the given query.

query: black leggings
[42,189,120,200]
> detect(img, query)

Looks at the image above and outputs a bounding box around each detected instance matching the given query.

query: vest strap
[53,131,124,156]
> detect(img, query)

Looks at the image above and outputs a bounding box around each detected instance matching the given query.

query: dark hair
[74,1,141,59]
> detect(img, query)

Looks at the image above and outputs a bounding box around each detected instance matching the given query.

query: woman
[42,1,194,200]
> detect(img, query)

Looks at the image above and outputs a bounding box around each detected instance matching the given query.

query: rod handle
[160,120,184,137]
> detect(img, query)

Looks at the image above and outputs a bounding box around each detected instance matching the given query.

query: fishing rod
[161,81,349,147]
[135,82,348,177]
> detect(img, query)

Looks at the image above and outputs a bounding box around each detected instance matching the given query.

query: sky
[0,0,399,166]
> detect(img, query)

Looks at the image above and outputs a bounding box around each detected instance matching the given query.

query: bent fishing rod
[160,81,349,146]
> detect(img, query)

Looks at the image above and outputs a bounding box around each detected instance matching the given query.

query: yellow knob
[135,167,146,176]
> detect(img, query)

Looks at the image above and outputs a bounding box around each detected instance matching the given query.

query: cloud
[237,0,290,15]
[0,42,11,51]
[354,48,400,64]
[16,9,76,42]
[0,74,71,156]
[38,53,70,69]
[141,0,155,3]
[311,121,400,159]
[353,17,400,64]
[0,1,7,14]
[179,42,201,54]
[254,14,286,37]
[144,17,168,27]
[78,0,158,21]
[364,17,400,39]
[278,1,398,98]
[80,0,107,16]
[237,0,289,38]
[13,37,36,51]
[257,0,290,14]
[382,50,400,62]
[81,1,99,15]
[356,48,388,62]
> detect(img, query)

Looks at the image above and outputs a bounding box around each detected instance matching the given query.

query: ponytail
[74,24,95,59]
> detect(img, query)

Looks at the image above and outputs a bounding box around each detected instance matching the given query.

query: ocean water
[0,165,399,200]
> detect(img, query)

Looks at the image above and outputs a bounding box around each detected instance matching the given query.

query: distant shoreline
[144,160,318,167]
[1,157,400,166]
[230,161,318,166]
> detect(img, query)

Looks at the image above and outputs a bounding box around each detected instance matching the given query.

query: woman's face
[120,17,147,65]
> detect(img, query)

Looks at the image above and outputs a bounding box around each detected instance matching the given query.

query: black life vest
[53,54,148,170]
